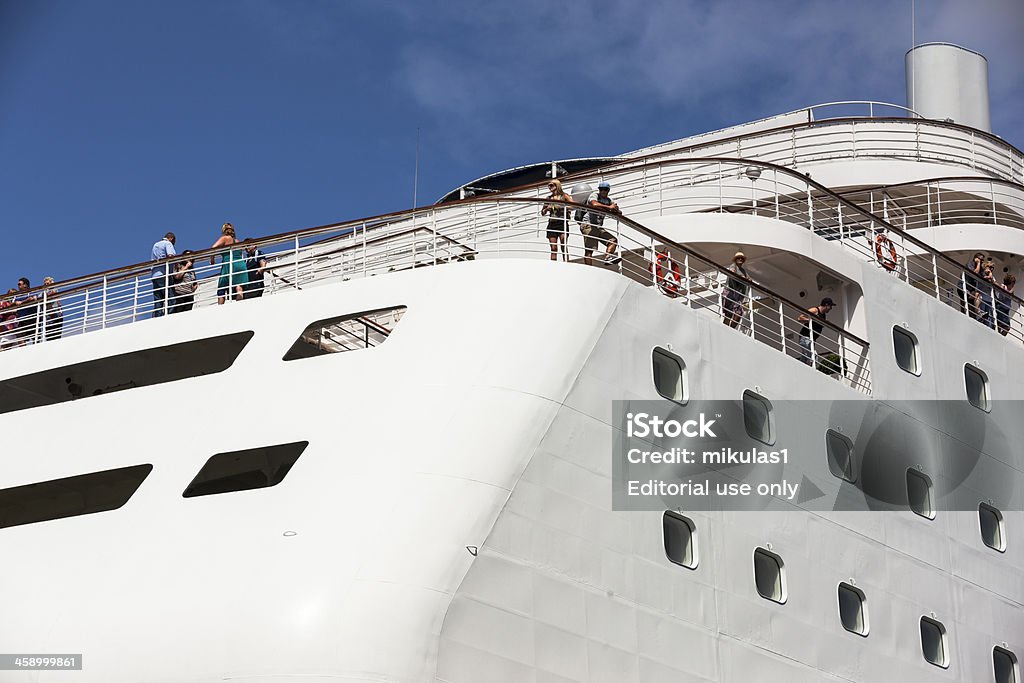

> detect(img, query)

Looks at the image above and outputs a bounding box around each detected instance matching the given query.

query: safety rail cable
[460,155,1024,344]
[0,197,872,394]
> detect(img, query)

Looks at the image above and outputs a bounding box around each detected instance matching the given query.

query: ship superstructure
[1,44,1022,682]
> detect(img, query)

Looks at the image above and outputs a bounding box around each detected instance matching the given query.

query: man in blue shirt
[151,232,177,317]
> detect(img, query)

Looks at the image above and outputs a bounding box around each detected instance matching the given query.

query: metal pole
[778,302,787,355]
[101,276,108,328]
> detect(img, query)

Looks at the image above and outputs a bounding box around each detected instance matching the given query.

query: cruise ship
[1,43,1021,682]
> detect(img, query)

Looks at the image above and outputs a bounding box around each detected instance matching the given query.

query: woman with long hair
[541,179,573,262]
[210,223,249,304]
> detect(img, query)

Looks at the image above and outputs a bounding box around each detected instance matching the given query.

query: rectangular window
[892,326,920,375]
[183,441,308,498]
[837,583,868,636]
[663,511,698,569]
[995,647,1018,683]
[652,348,686,403]
[907,469,935,519]
[920,616,949,668]
[979,503,1006,552]
[0,331,254,416]
[825,430,855,483]
[965,364,991,411]
[743,390,774,445]
[0,464,152,530]
[283,306,405,360]
[753,547,786,603]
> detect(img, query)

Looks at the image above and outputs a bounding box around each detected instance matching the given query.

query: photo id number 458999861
[0,654,82,670]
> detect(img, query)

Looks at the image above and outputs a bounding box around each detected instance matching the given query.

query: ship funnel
[906,42,991,132]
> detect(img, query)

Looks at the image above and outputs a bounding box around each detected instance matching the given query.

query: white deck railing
[0,198,872,394]
[490,157,1024,344]
[616,114,1024,186]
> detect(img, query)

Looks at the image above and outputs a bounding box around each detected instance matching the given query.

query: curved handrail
[0,194,874,393]
[8,154,1023,323]
[805,101,924,119]
[448,155,1024,314]
[444,114,1023,202]
[835,176,1024,233]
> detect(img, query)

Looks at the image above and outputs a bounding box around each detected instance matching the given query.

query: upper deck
[3,109,1024,402]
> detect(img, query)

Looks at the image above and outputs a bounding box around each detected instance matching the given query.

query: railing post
[778,302,787,355]
[839,336,849,387]
[806,186,813,230]
[650,237,657,287]
[838,203,844,241]
[926,183,932,227]
[132,277,139,322]
[990,180,997,224]
[746,292,755,338]
[717,162,723,212]
[39,290,46,343]
[658,164,664,216]
[932,254,941,300]
[683,254,691,304]
[294,236,301,286]
[83,290,91,333]
[773,169,779,219]
[101,276,108,328]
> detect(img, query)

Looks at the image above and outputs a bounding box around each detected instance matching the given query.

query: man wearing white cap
[583,181,622,266]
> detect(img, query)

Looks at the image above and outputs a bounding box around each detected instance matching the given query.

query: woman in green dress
[211,222,249,304]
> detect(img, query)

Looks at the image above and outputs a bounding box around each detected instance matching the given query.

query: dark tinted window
[0,331,254,416]
[183,441,308,498]
[0,464,152,529]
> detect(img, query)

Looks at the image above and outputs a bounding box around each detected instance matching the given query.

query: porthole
[742,390,774,445]
[837,583,868,636]
[662,511,698,569]
[652,347,686,403]
[892,326,920,375]
[753,547,786,603]
[979,503,1006,552]
[965,364,991,412]
[994,646,1019,683]
[825,430,855,483]
[907,469,935,519]
[920,616,949,668]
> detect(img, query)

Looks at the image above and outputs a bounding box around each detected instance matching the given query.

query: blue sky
[2,0,1022,288]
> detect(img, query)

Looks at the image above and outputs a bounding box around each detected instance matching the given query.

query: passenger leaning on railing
[242,239,267,299]
[211,223,248,304]
[996,275,1016,337]
[581,181,622,266]
[42,276,63,341]
[541,179,573,262]
[150,231,177,318]
[13,278,40,344]
[797,298,834,366]
[0,289,18,349]
[170,251,198,314]
[723,252,750,329]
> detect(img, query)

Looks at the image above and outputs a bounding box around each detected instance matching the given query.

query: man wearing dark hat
[797,297,834,365]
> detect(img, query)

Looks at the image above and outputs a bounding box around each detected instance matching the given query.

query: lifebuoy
[874,233,898,272]
[652,251,682,297]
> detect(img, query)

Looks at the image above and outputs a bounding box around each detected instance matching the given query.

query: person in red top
[0,288,21,349]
